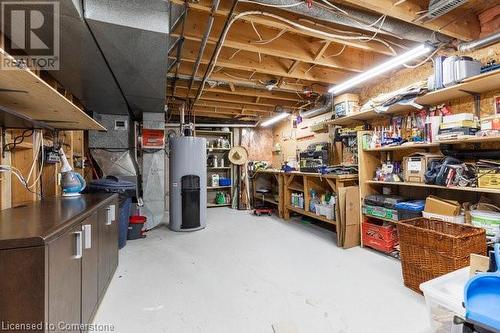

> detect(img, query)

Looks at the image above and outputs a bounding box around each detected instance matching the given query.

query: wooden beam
[170,0,397,55]
[172,11,386,74]
[314,41,331,61]
[169,106,269,117]
[173,40,350,83]
[168,85,303,108]
[169,97,275,113]
[168,80,306,101]
[169,61,319,95]
[287,60,301,74]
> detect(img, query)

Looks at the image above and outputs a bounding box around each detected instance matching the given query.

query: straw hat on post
[228,146,248,165]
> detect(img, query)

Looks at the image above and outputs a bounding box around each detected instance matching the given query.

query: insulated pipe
[193,0,240,105]
[186,0,221,99]
[299,97,332,119]
[458,31,500,53]
[242,0,451,43]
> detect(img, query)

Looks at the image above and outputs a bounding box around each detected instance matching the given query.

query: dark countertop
[0,193,117,250]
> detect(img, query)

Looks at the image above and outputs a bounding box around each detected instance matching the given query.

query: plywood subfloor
[93,208,429,333]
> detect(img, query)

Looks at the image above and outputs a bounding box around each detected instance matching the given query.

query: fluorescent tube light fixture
[329,43,434,95]
[260,112,290,127]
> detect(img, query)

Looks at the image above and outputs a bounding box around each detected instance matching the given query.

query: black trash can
[86,176,136,249]
[181,175,200,230]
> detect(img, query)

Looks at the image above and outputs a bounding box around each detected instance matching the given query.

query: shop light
[329,43,435,95]
[260,112,290,127]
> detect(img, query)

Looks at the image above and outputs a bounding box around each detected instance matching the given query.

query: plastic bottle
[310,190,320,212]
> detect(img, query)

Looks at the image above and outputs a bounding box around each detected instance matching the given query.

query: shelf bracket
[459,90,481,118]
[1,127,5,159]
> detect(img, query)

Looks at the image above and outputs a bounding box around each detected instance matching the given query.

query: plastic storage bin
[420,267,469,333]
[470,210,500,242]
[423,211,465,224]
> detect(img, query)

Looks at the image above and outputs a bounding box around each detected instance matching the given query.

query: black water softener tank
[181,175,201,229]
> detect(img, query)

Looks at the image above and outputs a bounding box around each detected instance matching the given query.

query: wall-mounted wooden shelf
[363,135,500,152]
[366,180,500,195]
[328,70,500,127]
[0,50,105,131]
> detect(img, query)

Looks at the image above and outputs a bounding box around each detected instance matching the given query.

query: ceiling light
[329,43,435,95]
[260,112,289,127]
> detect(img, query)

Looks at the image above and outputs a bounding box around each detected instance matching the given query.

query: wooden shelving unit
[0,50,105,131]
[195,129,234,208]
[328,70,500,127]
[357,130,500,248]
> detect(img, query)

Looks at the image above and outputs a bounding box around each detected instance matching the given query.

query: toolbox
[363,201,424,222]
[364,194,404,209]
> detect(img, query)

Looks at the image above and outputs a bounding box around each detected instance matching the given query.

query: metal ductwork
[246,0,451,43]
[299,95,333,119]
[458,31,500,53]
[0,0,170,117]
[83,0,169,116]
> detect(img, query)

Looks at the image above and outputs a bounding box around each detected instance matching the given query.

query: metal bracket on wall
[459,89,481,118]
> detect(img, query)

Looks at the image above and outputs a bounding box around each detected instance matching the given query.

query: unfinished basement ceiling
[166,0,492,122]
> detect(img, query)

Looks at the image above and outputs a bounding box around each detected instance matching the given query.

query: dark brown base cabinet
[0,194,119,333]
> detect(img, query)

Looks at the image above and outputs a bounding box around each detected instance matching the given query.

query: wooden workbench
[252,169,284,217]
[283,171,358,227]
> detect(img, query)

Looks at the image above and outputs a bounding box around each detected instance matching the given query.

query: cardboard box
[480,114,500,131]
[425,195,461,216]
[403,153,443,183]
[478,169,500,189]
[443,113,475,124]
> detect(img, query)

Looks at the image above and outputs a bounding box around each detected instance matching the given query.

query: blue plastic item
[464,243,500,331]
[394,200,425,212]
[88,176,136,249]
[219,178,231,186]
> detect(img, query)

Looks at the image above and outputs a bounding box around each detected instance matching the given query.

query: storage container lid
[470,210,500,221]
[394,200,425,212]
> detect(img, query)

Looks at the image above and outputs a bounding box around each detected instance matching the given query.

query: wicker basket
[397,218,486,293]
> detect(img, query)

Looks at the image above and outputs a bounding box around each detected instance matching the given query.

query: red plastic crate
[362,219,398,242]
[362,220,399,253]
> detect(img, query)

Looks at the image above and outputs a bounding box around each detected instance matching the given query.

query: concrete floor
[93,208,430,333]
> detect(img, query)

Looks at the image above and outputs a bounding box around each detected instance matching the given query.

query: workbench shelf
[283,172,358,233]
[252,170,284,218]
[327,70,500,127]
[286,205,336,225]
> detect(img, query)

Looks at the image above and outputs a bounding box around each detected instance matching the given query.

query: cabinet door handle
[74,231,83,259]
[82,224,92,249]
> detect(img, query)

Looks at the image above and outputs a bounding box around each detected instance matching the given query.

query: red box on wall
[142,129,165,149]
